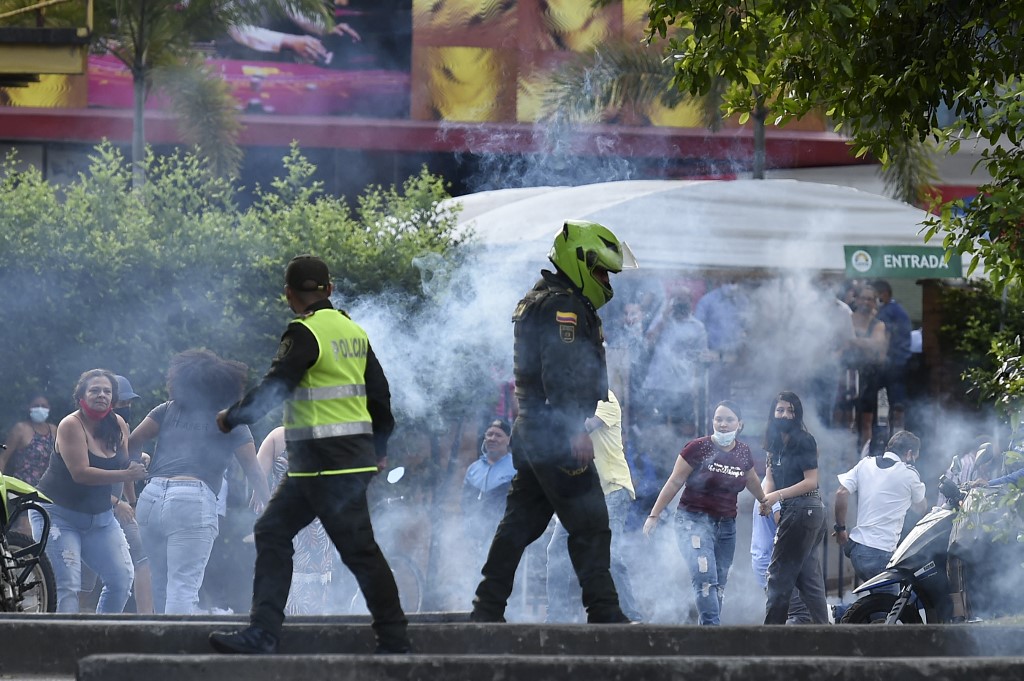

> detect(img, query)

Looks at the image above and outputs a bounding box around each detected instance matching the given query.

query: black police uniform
[471,269,627,623]
[222,298,408,650]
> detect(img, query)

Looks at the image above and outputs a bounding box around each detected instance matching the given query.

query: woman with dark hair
[129,349,271,614]
[2,393,57,486]
[844,285,887,453]
[758,391,829,624]
[32,369,148,613]
[642,400,768,625]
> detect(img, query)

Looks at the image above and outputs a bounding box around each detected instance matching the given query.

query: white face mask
[29,407,50,424]
[711,430,737,448]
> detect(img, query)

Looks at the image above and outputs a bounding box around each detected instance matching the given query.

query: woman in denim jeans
[758,391,829,624]
[643,401,768,625]
[129,350,270,614]
[32,369,148,613]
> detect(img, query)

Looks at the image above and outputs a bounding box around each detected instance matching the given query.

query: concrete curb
[76,654,1024,681]
[3,620,1024,675]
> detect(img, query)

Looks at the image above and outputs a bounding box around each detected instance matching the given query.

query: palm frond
[540,40,683,124]
[700,77,727,132]
[153,56,243,178]
[881,136,940,206]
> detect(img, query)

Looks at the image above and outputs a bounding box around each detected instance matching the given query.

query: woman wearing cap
[129,349,271,614]
[31,370,148,613]
[461,419,516,566]
[642,400,767,625]
[758,391,829,624]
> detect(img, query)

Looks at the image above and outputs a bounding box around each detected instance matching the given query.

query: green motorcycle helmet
[548,219,638,309]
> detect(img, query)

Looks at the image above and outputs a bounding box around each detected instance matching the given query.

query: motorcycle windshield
[887,507,954,567]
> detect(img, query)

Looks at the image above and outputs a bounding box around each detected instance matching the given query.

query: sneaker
[209,626,279,655]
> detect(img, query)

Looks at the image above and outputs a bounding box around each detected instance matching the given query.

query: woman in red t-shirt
[643,400,768,625]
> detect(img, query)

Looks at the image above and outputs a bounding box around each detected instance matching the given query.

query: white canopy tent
[453,179,963,274]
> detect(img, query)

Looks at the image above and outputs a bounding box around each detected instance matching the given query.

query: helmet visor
[619,241,639,270]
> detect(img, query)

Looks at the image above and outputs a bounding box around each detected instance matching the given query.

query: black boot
[209,626,279,655]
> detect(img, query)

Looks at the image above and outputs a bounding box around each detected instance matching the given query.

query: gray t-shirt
[145,401,254,492]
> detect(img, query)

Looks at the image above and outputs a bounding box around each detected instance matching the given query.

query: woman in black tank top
[32,369,148,613]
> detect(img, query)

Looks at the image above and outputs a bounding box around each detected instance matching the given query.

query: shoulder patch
[556,311,578,325]
[558,310,577,343]
[274,337,294,361]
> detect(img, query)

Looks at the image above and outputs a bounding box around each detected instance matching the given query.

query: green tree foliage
[937,282,1024,412]
[646,1,1022,267]
[0,142,465,425]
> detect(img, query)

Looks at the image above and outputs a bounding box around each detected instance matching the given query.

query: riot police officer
[470,220,638,623]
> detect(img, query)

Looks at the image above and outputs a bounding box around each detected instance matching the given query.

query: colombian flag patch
[555,311,577,325]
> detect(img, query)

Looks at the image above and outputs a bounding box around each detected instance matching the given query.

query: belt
[784,489,821,499]
[287,466,378,478]
[151,477,206,488]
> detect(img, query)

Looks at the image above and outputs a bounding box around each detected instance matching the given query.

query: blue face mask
[29,407,49,424]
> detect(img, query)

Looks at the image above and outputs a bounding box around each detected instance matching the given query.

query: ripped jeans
[675,508,736,625]
[31,503,134,614]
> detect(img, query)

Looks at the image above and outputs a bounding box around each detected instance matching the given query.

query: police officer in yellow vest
[209,255,409,655]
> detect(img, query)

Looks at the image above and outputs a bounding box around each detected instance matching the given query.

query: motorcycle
[1,443,57,612]
[839,446,998,624]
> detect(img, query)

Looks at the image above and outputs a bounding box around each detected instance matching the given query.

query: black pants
[764,496,829,624]
[250,472,407,646]
[472,451,625,623]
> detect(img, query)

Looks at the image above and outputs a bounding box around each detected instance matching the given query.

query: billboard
[1,1,828,133]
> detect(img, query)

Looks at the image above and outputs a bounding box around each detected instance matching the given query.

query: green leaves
[0,143,464,421]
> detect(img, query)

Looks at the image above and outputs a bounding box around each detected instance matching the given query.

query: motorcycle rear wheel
[2,532,57,613]
[839,592,923,624]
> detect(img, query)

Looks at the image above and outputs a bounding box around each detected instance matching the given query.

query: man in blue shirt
[872,280,911,416]
[461,419,516,566]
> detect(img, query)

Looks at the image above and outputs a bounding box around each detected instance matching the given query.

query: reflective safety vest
[284,310,375,452]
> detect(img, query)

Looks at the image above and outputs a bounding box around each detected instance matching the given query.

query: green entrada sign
[844,245,963,279]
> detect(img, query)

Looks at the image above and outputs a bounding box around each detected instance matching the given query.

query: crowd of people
[2,227,1021,646]
[606,275,917,455]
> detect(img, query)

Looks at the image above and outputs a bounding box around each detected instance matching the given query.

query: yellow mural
[0,74,86,108]
[421,46,508,122]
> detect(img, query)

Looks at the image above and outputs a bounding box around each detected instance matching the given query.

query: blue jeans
[546,487,642,622]
[31,503,134,614]
[848,541,893,583]
[675,508,736,626]
[136,478,219,614]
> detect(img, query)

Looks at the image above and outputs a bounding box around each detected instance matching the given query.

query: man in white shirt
[833,430,928,582]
